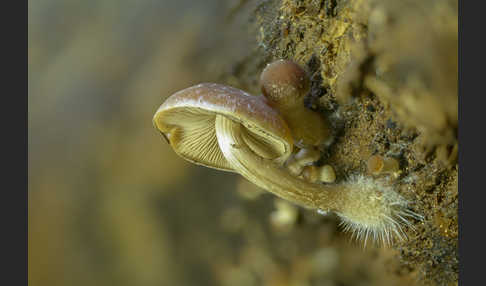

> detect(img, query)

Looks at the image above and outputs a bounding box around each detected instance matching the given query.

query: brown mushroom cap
[259,60,331,148]
[260,59,309,105]
[153,83,294,172]
[367,155,385,174]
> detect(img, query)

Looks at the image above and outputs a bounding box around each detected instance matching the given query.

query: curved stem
[215,115,342,211]
[215,115,421,244]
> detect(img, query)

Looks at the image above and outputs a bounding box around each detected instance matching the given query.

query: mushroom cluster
[153,60,421,245]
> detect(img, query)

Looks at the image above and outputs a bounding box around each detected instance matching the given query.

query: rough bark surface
[225,0,458,285]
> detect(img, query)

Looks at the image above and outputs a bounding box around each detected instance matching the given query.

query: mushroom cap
[367,155,385,175]
[260,59,309,106]
[153,83,294,172]
[259,60,330,148]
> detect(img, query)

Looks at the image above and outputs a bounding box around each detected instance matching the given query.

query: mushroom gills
[241,125,288,163]
[159,107,232,171]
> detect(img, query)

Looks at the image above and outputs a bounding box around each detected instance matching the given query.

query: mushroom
[367,155,400,177]
[153,83,294,172]
[154,83,421,245]
[302,164,336,183]
[285,147,322,176]
[260,59,331,148]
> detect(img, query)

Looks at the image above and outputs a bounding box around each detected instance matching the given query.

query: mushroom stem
[215,115,421,244]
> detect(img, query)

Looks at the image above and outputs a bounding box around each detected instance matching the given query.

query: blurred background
[29,1,419,285]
